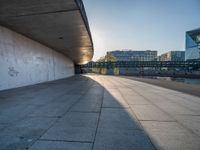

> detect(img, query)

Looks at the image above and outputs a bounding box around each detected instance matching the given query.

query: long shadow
[0,75,155,150]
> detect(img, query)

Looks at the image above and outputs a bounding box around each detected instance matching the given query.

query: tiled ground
[0,75,200,150]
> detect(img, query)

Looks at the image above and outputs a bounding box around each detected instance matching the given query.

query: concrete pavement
[0,75,200,150]
[123,76,200,97]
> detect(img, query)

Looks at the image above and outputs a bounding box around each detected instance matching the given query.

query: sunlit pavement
[0,74,200,150]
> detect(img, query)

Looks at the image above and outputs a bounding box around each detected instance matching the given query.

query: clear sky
[83,0,200,60]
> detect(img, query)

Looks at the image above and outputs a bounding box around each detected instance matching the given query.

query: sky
[83,0,200,60]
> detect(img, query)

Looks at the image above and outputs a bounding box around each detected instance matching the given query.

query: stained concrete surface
[0,25,74,91]
[0,75,200,150]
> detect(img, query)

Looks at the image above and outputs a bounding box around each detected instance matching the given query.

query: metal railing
[80,61,200,69]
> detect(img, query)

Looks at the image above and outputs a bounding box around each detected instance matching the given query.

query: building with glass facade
[185,28,200,61]
[107,50,157,61]
[160,51,185,61]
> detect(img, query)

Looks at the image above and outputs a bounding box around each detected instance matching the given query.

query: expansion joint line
[28,81,94,149]
[91,78,105,150]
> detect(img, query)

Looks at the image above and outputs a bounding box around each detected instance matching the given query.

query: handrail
[81,61,200,68]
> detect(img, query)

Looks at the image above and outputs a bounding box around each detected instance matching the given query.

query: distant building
[107,50,157,61]
[160,51,185,61]
[185,28,200,61]
[157,56,162,61]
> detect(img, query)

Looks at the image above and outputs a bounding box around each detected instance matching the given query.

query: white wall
[0,26,74,90]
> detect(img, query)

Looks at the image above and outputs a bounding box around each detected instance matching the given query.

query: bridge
[80,61,200,69]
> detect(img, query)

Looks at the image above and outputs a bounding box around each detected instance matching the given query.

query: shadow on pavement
[0,75,155,150]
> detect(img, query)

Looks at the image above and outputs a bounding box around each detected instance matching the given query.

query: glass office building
[107,50,157,61]
[185,28,200,61]
[160,51,185,61]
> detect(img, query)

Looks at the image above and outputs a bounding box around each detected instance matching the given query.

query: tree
[105,53,117,62]
[97,53,117,62]
[97,56,106,62]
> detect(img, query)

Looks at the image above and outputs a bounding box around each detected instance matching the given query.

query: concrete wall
[0,26,74,90]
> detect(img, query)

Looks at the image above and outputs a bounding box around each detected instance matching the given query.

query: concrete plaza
[0,75,200,150]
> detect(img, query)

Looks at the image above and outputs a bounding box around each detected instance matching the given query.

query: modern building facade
[185,28,200,61]
[107,50,157,61]
[160,51,185,61]
[0,0,93,90]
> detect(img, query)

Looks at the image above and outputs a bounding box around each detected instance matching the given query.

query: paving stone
[165,97,200,114]
[156,102,196,115]
[29,99,77,117]
[86,85,104,96]
[0,124,7,131]
[118,88,139,96]
[70,94,103,112]
[0,117,56,150]
[130,105,174,121]
[141,121,200,150]
[123,95,151,105]
[174,115,200,136]
[41,112,99,142]
[30,140,92,150]
[0,135,34,150]
[0,104,39,124]
[93,128,155,150]
[99,108,141,130]
[175,94,200,104]
[52,94,81,104]
[1,75,200,150]
[140,94,168,103]
[102,90,129,108]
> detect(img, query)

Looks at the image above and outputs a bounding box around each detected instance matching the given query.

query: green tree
[105,53,117,62]
[97,56,106,62]
[97,53,117,62]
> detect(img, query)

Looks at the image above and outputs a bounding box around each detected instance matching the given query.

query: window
[196,35,200,42]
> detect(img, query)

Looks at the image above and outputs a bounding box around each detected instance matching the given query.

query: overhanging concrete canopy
[0,0,93,64]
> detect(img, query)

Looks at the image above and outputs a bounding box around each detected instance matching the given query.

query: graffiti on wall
[8,67,19,77]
